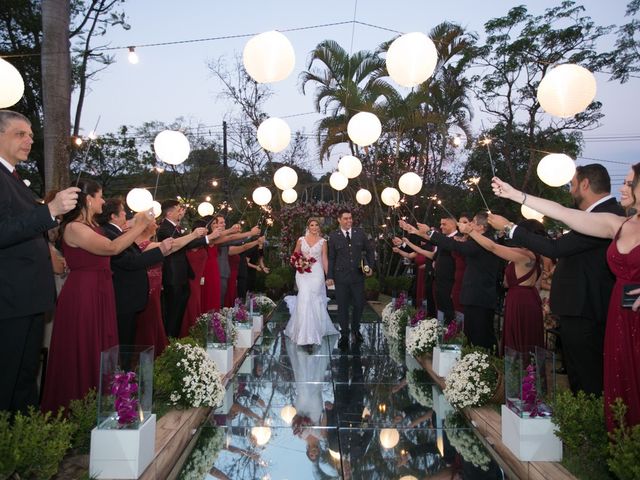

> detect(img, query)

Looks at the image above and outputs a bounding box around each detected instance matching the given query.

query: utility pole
[222,121,229,198]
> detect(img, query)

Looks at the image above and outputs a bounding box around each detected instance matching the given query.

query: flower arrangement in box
[232,300,250,325]
[189,311,237,347]
[178,426,225,480]
[409,308,428,327]
[406,317,439,357]
[394,291,408,310]
[445,412,492,471]
[251,293,277,316]
[407,369,433,408]
[111,371,139,426]
[383,305,416,340]
[289,250,317,274]
[441,320,465,348]
[443,350,499,409]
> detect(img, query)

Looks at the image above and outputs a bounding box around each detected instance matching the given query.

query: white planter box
[207,344,233,375]
[501,405,563,461]
[252,314,263,333]
[90,414,156,479]
[236,326,253,349]
[432,346,461,378]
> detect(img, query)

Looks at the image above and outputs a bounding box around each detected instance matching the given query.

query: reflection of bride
[285,218,339,346]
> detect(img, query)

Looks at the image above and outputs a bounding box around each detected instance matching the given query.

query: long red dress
[201,245,221,312]
[179,247,208,337]
[135,240,168,358]
[501,258,544,354]
[224,254,241,307]
[604,228,640,431]
[41,229,118,412]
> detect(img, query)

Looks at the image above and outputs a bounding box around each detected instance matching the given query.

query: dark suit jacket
[511,197,624,321]
[327,227,375,284]
[433,236,457,284]
[429,231,500,309]
[102,223,164,314]
[157,218,207,286]
[0,164,58,319]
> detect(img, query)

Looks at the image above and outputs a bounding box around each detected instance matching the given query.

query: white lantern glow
[537,153,576,187]
[398,172,423,195]
[356,188,372,205]
[386,32,438,88]
[243,31,295,83]
[347,112,382,147]
[153,130,190,165]
[338,155,362,179]
[126,188,153,212]
[537,64,597,118]
[250,426,272,446]
[252,187,272,206]
[399,477,418,480]
[329,171,348,191]
[380,187,401,207]
[273,165,298,190]
[197,201,214,217]
[521,204,545,222]
[379,428,400,449]
[151,200,162,218]
[257,117,291,153]
[280,405,297,425]
[0,58,25,108]
[281,188,297,204]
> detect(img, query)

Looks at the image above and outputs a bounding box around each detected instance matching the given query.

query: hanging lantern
[380,187,400,207]
[153,130,190,165]
[273,165,298,190]
[398,172,423,195]
[280,405,297,425]
[257,117,291,153]
[252,187,272,206]
[386,32,438,88]
[0,58,25,108]
[379,428,400,449]
[281,188,297,204]
[338,155,362,179]
[537,64,597,118]
[347,112,382,147]
[356,188,372,205]
[126,188,153,212]
[151,200,162,218]
[243,31,295,83]
[537,153,576,187]
[521,204,545,222]
[329,171,348,191]
[197,201,214,217]
[250,426,272,446]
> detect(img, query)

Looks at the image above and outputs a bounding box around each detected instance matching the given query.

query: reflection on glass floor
[178,304,509,479]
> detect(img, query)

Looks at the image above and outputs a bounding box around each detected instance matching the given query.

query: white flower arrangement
[447,428,492,471]
[251,294,277,316]
[382,305,414,340]
[178,427,225,480]
[388,336,406,366]
[406,318,440,357]
[381,301,395,323]
[407,369,433,408]
[443,351,499,409]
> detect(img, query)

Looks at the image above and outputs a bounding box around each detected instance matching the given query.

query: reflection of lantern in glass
[243,31,295,83]
[399,476,418,480]
[154,130,190,165]
[379,428,400,449]
[257,117,291,153]
[273,166,298,190]
[151,200,162,218]
[347,112,382,147]
[250,426,272,446]
[329,171,348,191]
[126,188,153,212]
[338,155,362,179]
[197,201,214,217]
[380,187,401,206]
[252,187,272,206]
[536,153,576,187]
[280,405,297,425]
[537,64,597,118]
[398,172,423,195]
[521,204,545,222]
[386,32,438,87]
[0,58,25,108]
[356,188,372,205]
[281,188,297,204]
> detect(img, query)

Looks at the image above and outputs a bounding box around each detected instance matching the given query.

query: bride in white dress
[284,218,339,346]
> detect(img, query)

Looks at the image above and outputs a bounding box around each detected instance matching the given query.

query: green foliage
[384,276,412,294]
[154,337,200,405]
[365,276,380,292]
[67,388,97,454]
[264,273,286,290]
[271,265,294,288]
[608,398,640,480]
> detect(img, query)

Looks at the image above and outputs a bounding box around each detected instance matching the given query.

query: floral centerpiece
[445,412,492,471]
[441,320,465,347]
[382,305,415,340]
[409,308,428,327]
[251,293,277,316]
[443,350,500,409]
[190,311,237,347]
[232,300,250,324]
[406,317,439,357]
[289,250,316,274]
[178,426,225,480]
[111,371,139,426]
[407,369,433,408]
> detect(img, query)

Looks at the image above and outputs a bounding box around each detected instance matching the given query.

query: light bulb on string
[128,46,139,64]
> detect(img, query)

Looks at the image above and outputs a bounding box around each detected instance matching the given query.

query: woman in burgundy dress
[179,246,208,337]
[201,244,221,312]
[224,253,241,307]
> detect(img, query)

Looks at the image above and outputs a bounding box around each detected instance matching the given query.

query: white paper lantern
[329,171,348,191]
[399,477,418,480]
[537,64,597,118]
[356,188,372,205]
[338,155,362,179]
[537,153,576,187]
[257,117,291,153]
[151,200,162,218]
[0,58,25,108]
[280,405,297,425]
[379,428,400,449]
[126,188,153,212]
[252,186,272,206]
[197,201,214,217]
[273,165,298,190]
[281,188,297,204]
[243,31,295,83]
[347,112,382,147]
[398,172,423,195]
[250,426,272,446]
[380,187,401,207]
[521,204,545,222]
[153,130,190,165]
[386,32,438,88]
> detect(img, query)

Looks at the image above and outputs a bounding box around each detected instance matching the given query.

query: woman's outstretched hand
[491,177,518,201]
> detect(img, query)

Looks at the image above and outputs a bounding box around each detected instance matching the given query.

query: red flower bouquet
[289,251,317,274]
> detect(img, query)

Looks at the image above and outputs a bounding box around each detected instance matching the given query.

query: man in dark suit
[0,110,79,413]
[327,208,375,350]
[494,164,624,395]
[432,217,458,324]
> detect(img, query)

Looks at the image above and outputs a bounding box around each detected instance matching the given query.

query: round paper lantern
[356,188,372,205]
[0,58,25,108]
[380,187,400,207]
[338,155,362,179]
[252,186,272,206]
[151,200,162,218]
[243,31,295,83]
[347,112,382,147]
[273,165,298,190]
[250,426,272,446]
[280,405,297,425]
[257,117,291,153]
[521,204,545,222]
[398,172,423,195]
[379,428,400,449]
[329,171,348,191]
[153,130,190,165]
[537,153,576,187]
[281,188,297,203]
[197,201,214,217]
[399,477,418,480]
[386,32,438,87]
[126,188,153,212]
[537,64,597,118]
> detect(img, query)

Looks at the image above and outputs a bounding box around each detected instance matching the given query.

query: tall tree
[606,0,640,83]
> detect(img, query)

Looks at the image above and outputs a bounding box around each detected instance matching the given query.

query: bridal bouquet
[289,251,317,274]
[444,350,499,409]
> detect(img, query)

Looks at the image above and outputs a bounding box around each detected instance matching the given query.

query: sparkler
[468,177,491,212]
[480,120,496,177]
[430,195,457,221]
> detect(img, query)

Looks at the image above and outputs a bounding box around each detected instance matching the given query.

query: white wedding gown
[284,237,339,345]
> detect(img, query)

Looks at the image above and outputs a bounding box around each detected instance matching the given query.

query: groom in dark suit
[327,208,375,350]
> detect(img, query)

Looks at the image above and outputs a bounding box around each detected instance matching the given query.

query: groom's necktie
[345,231,351,244]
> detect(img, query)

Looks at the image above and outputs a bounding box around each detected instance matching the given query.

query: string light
[127,46,139,64]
